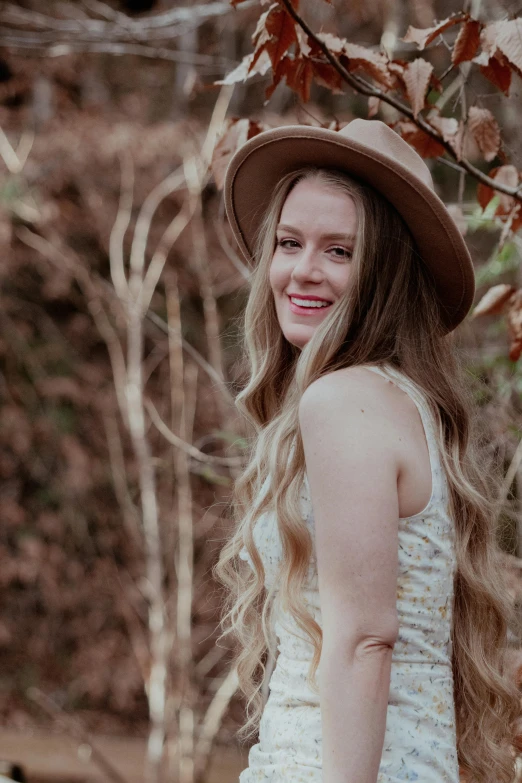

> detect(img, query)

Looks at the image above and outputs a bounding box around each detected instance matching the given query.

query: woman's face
[269,177,357,350]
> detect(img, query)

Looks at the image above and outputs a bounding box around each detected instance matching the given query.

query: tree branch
[279,0,522,204]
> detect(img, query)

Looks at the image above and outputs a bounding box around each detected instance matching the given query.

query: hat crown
[339,119,434,191]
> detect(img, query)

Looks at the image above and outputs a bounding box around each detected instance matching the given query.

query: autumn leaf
[396,121,446,158]
[479,20,505,58]
[495,18,522,77]
[315,33,393,88]
[472,283,515,318]
[342,43,394,88]
[452,19,482,65]
[311,61,344,94]
[428,116,465,159]
[489,165,520,214]
[284,57,314,102]
[402,13,467,50]
[315,32,347,54]
[478,53,512,95]
[216,49,271,86]
[265,55,314,102]
[403,59,433,117]
[467,106,501,162]
[252,4,277,48]
[264,55,293,100]
[264,5,298,71]
[295,25,312,57]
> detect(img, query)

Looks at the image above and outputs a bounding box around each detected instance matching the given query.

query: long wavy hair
[213,165,520,783]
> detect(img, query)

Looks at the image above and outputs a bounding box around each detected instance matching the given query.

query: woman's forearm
[319,639,394,783]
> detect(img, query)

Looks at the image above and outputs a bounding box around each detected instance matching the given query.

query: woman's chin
[282,324,315,350]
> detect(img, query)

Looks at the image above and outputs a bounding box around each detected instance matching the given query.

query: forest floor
[0,729,247,783]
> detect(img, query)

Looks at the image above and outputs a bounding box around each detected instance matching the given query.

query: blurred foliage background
[1,0,522,781]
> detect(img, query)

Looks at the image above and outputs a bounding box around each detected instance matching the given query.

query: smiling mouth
[287,295,334,314]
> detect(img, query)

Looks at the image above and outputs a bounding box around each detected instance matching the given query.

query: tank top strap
[363,363,445,515]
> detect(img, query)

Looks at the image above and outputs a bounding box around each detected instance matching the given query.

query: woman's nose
[291,246,323,281]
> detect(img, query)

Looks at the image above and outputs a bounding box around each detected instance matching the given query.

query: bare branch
[109,148,133,303]
[0,38,233,71]
[145,397,243,467]
[0,1,257,70]
[193,667,239,781]
[0,125,35,174]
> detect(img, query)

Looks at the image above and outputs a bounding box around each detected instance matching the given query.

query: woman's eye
[330,246,353,259]
[276,239,299,249]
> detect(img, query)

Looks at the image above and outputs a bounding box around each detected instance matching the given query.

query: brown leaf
[480,20,505,58]
[342,43,394,89]
[428,116,466,160]
[490,165,519,214]
[387,60,407,90]
[476,180,495,210]
[496,18,522,77]
[311,61,344,94]
[467,106,500,162]
[403,59,433,117]
[284,56,314,102]
[402,13,467,50]
[215,49,271,87]
[265,6,298,70]
[252,5,276,47]
[316,34,393,89]
[295,25,312,57]
[472,284,515,318]
[479,53,512,95]
[265,55,294,100]
[316,32,346,54]
[452,19,481,65]
[511,205,522,234]
[396,121,446,158]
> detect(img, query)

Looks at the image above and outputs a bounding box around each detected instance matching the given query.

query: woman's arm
[298,367,402,783]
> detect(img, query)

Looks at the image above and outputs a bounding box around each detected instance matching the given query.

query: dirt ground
[0,730,248,783]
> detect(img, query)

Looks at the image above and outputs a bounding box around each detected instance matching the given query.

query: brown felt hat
[223,119,476,334]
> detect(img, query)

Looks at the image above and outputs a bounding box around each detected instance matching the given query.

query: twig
[164,276,197,783]
[145,397,243,467]
[125,166,170,783]
[100,407,142,543]
[145,308,236,408]
[109,149,133,303]
[0,38,232,71]
[26,687,128,783]
[0,1,256,32]
[0,125,34,173]
[279,0,522,204]
[193,667,239,782]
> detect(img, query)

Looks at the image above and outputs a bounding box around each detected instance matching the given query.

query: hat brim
[223,125,475,333]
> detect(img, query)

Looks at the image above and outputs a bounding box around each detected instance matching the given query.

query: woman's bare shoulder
[299,365,405,417]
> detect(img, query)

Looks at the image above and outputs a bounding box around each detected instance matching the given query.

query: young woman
[213,120,520,783]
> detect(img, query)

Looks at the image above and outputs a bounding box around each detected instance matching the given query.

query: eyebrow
[276,224,356,242]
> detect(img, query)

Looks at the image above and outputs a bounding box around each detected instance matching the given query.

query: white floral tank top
[237,362,460,783]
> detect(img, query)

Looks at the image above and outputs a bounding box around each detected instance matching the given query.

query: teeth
[290,297,331,308]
